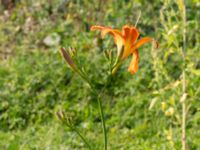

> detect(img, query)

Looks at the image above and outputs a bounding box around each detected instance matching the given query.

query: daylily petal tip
[90,26,96,31]
[90,25,104,31]
[128,69,135,74]
[128,67,138,74]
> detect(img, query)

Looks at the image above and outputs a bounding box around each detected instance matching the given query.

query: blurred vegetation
[0,0,199,149]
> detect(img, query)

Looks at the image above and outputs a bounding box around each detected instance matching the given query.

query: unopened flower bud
[60,47,78,71]
[56,111,65,122]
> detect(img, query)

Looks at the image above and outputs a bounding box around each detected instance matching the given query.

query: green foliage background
[0,0,199,149]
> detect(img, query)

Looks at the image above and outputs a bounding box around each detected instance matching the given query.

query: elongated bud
[111,46,124,75]
[56,111,65,122]
[60,47,77,71]
[111,62,121,75]
[114,46,124,66]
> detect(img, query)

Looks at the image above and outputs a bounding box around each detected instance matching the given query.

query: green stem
[77,69,108,150]
[70,126,92,150]
[97,95,107,150]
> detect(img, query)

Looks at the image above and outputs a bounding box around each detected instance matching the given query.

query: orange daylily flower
[91,25,158,74]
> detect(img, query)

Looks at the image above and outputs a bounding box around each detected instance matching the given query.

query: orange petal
[122,25,140,59]
[91,25,124,55]
[90,25,105,35]
[122,25,139,44]
[128,49,139,74]
[130,37,157,52]
[91,25,104,30]
[91,25,122,38]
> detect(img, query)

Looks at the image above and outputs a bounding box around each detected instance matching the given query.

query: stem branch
[69,125,92,150]
[79,73,108,150]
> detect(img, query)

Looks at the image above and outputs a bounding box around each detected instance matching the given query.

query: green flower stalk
[59,22,158,150]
